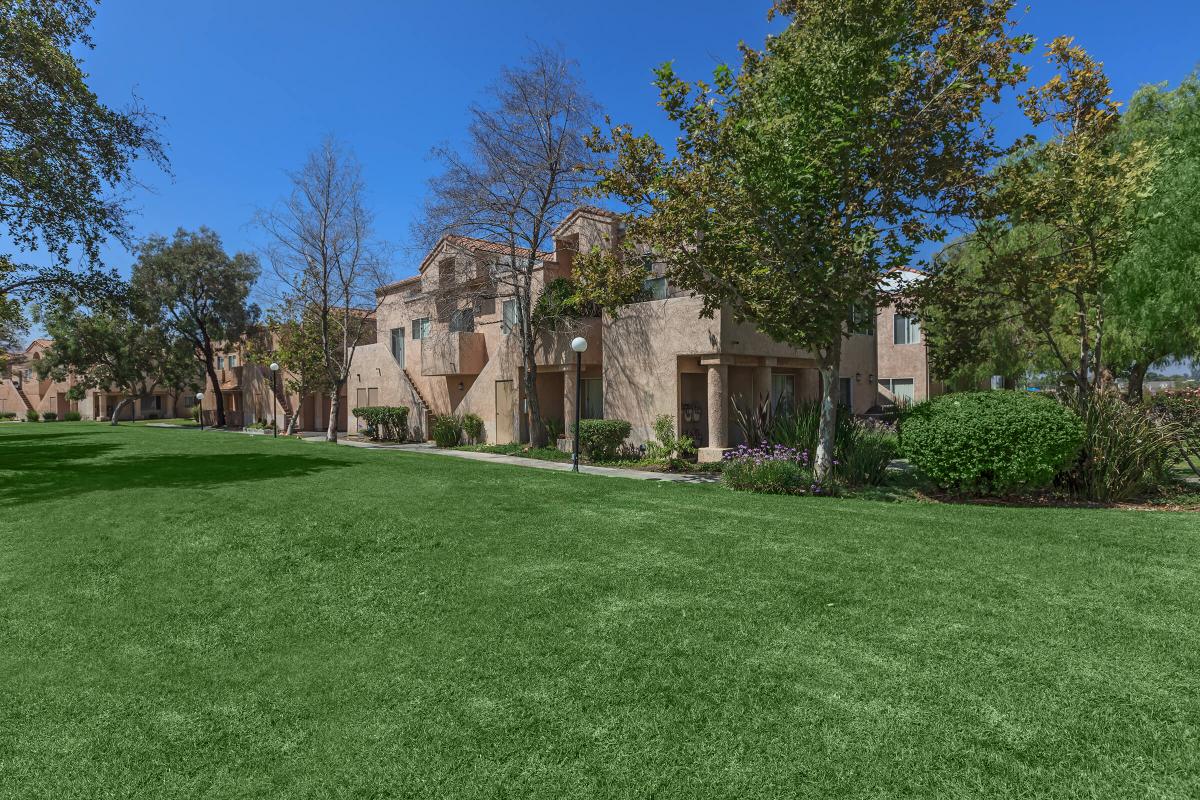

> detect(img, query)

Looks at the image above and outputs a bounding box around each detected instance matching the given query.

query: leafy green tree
[0,0,166,334]
[249,298,335,435]
[588,0,1031,478]
[1106,73,1200,401]
[919,38,1159,402]
[37,292,196,424]
[131,228,260,427]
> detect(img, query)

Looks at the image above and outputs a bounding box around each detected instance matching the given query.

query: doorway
[495,380,515,443]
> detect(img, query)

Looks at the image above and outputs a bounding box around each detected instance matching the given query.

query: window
[411,318,431,340]
[227,355,237,368]
[144,395,161,411]
[501,300,518,335]
[641,276,668,301]
[850,303,875,335]
[894,314,921,345]
[390,328,405,368]
[449,308,475,333]
[581,378,603,419]
[217,356,225,369]
[839,377,853,409]
[771,374,796,412]
[880,378,916,405]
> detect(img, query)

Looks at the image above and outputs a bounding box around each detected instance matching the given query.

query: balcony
[216,366,244,390]
[420,331,487,376]
[534,317,602,368]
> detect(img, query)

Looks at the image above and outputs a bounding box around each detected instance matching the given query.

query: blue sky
[59,0,1200,292]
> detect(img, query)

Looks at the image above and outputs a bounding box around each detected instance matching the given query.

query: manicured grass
[1,423,1198,798]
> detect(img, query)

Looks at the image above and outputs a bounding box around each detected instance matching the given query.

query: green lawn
[1,423,1198,798]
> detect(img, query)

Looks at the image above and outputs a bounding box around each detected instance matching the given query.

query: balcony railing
[420,331,487,376]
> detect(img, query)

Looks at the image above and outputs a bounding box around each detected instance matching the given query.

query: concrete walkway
[299,436,722,484]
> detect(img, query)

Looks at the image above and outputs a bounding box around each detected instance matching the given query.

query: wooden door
[494,380,515,443]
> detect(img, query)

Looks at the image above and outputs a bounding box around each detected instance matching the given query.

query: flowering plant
[721,442,834,495]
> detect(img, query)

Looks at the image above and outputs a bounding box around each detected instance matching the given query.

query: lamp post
[195,392,204,431]
[269,362,280,438]
[570,336,588,472]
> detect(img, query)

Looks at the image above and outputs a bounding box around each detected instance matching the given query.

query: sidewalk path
[299,436,722,484]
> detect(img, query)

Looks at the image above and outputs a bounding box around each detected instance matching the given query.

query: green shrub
[572,418,632,461]
[839,427,898,486]
[544,417,564,440]
[645,414,697,470]
[736,398,894,486]
[352,406,410,441]
[42,411,58,421]
[461,413,485,444]
[0,411,16,419]
[431,414,463,448]
[901,391,1084,495]
[1060,392,1179,502]
[62,411,81,422]
[1151,389,1200,479]
[26,409,38,422]
[144,413,158,420]
[721,443,822,495]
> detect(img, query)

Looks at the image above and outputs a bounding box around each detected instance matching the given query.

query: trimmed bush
[1060,392,1178,502]
[26,409,39,422]
[431,414,464,448]
[901,391,1084,495]
[62,411,81,422]
[1,411,17,419]
[42,411,58,421]
[461,413,485,444]
[572,418,631,461]
[352,406,410,441]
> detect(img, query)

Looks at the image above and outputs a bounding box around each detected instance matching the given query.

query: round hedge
[900,391,1084,495]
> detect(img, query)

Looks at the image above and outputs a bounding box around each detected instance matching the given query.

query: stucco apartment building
[1,339,79,418]
[7,207,939,441]
[340,207,938,460]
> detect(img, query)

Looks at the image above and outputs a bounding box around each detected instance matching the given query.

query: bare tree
[418,45,600,447]
[257,138,389,442]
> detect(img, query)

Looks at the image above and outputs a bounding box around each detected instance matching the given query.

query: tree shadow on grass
[0,440,123,472]
[0,450,348,508]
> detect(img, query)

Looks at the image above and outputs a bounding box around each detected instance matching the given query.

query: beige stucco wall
[875,301,941,403]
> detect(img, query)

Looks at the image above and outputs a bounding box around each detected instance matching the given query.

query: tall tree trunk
[524,359,548,448]
[814,335,842,483]
[200,337,226,427]
[1125,361,1148,404]
[326,389,340,443]
[110,396,133,426]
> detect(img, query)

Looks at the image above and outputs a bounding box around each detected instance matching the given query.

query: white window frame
[411,318,431,340]
[894,313,921,345]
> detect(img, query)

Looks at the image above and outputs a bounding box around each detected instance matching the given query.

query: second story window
[390,328,406,368]
[501,300,518,334]
[227,355,237,368]
[217,356,225,369]
[411,318,431,340]
[894,314,921,345]
[449,308,475,333]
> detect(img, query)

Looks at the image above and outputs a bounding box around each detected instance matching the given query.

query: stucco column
[699,363,729,462]
[753,365,772,407]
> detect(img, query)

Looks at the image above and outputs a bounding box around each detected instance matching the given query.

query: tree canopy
[132,227,260,426]
[1,0,166,334]
[588,0,1031,477]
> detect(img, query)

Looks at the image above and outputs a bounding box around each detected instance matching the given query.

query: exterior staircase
[268,374,295,431]
[10,379,33,413]
[402,367,433,440]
